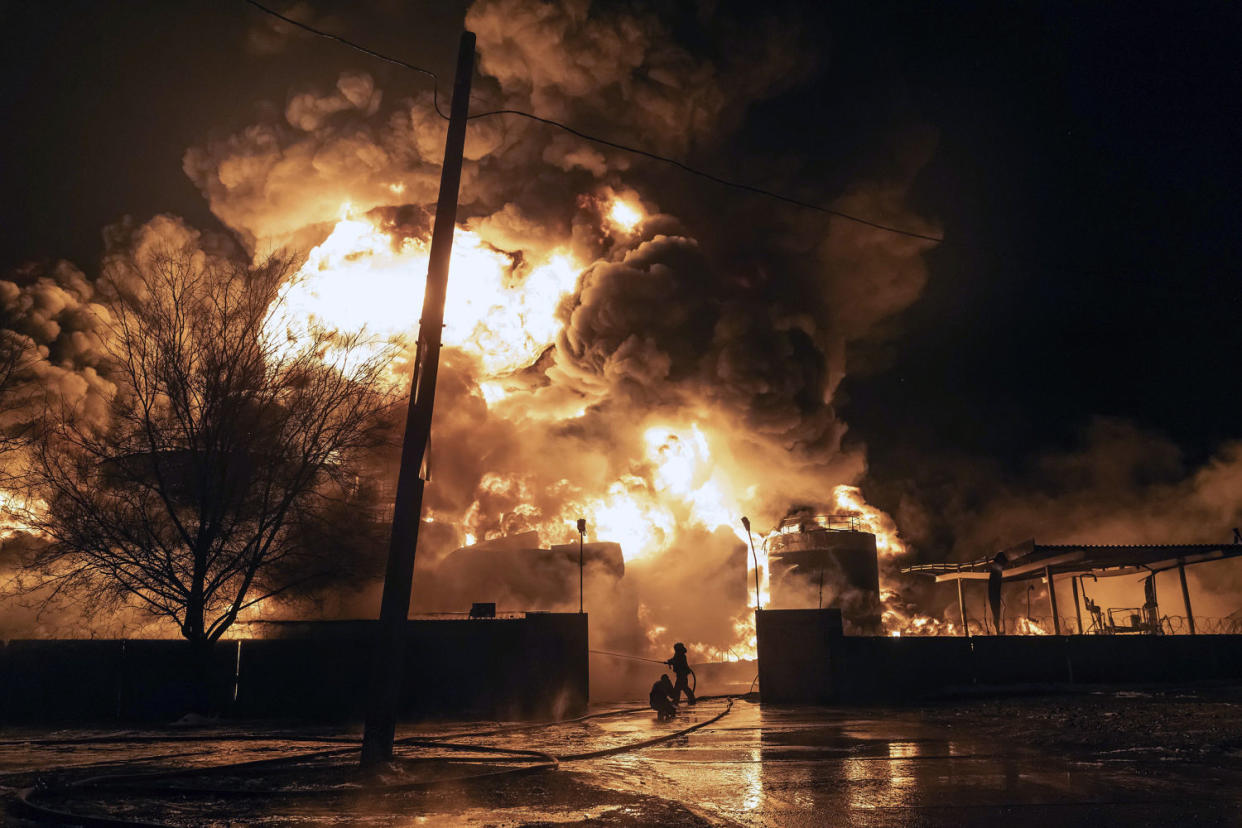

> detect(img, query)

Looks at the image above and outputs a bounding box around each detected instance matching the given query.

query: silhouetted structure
[0,613,587,723]
[903,539,1242,635]
[755,608,1242,703]
[432,532,625,610]
[767,516,882,633]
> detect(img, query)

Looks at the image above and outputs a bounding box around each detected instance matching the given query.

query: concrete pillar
[1045,567,1061,635]
[1178,559,1196,635]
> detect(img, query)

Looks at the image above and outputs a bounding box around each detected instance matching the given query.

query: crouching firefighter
[650,674,677,721]
[665,642,696,705]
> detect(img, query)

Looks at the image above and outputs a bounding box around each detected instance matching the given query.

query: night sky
[3,0,1239,560]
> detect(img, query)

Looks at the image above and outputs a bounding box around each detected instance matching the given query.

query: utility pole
[361,30,475,768]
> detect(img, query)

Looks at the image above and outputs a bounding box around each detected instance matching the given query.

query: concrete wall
[0,613,587,723]
[756,608,1242,703]
[755,609,843,703]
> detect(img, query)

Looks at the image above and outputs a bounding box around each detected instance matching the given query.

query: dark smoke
[2,1,942,655]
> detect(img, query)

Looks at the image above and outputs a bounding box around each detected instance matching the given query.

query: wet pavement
[5,691,1242,825]
[574,701,1242,826]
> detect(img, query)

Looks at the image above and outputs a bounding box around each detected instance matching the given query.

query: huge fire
[260,197,919,655]
[307,200,919,643]
[0,185,920,653]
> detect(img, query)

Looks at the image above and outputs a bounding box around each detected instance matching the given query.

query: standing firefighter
[665,642,696,705]
[649,675,677,721]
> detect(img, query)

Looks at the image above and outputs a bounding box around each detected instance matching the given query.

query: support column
[1071,576,1084,635]
[1178,559,1197,635]
[1045,567,1061,635]
[956,569,969,637]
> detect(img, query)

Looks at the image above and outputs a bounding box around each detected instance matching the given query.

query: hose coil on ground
[12,696,746,826]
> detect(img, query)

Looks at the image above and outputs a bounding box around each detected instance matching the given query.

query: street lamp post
[576,518,586,614]
[741,516,760,611]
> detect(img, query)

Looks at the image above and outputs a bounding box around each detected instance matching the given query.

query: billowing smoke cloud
[244,2,343,56]
[177,0,940,657]
[890,420,1241,556]
[466,0,812,157]
[186,0,815,249]
[3,0,941,656]
[0,260,113,441]
[182,72,446,248]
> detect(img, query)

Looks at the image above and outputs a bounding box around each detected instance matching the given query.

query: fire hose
[589,648,697,694]
[11,696,742,826]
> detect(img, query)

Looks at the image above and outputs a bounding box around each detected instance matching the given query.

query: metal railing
[409,610,529,620]
[899,559,991,575]
[777,514,865,533]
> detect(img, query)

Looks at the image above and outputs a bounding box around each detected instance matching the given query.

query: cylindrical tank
[767,516,882,634]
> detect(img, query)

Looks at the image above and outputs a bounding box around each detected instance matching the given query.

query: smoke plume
[2,0,940,657]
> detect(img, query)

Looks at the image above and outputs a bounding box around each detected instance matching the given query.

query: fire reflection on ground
[7,691,1242,825]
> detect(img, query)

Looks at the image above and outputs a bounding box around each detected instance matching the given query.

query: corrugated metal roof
[1034,543,1232,550]
[902,541,1242,579]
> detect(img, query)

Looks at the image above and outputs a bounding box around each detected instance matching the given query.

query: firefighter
[665,642,696,705]
[649,674,677,721]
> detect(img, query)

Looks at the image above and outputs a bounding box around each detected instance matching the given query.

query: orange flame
[257,196,918,658]
[831,484,907,557]
[269,208,581,380]
[607,198,643,232]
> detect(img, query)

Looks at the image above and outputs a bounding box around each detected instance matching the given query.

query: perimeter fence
[892,615,1242,636]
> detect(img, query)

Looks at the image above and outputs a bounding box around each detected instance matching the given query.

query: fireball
[607,199,643,232]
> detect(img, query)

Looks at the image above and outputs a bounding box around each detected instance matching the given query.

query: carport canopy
[900,538,1242,636]
[901,540,1242,584]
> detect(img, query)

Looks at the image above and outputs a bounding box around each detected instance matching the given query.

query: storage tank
[766,515,882,634]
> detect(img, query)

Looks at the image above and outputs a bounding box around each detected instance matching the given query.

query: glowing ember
[1012,616,1050,636]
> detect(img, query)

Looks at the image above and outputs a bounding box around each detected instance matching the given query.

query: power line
[244,0,437,80]
[240,0,945,245]
[468,107,945,243]
[242,0,448,117]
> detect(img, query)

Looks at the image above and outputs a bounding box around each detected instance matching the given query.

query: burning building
[427,531,625,613]
[766,514,882,634]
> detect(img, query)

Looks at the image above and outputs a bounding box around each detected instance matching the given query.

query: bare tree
[0,325,40,479]
[17,243,396,649]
